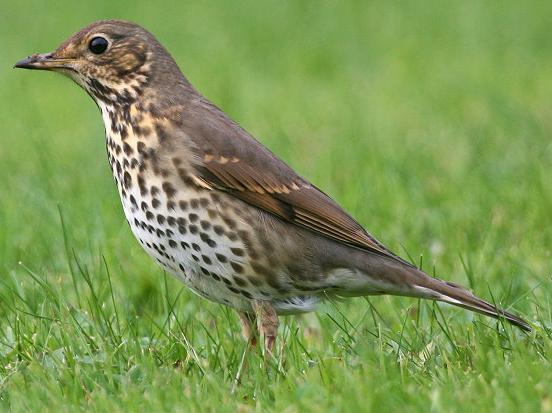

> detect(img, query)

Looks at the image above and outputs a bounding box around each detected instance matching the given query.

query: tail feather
[416,277,531,332]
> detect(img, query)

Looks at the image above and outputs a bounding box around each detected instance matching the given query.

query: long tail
[414,274,531,332]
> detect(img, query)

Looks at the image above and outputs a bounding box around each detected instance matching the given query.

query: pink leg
[252,300,279,355]
[237,311,257,347]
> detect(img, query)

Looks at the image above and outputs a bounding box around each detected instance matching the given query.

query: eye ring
[89,37,109,54]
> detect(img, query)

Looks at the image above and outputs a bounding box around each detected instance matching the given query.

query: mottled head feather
[49,20,191,105]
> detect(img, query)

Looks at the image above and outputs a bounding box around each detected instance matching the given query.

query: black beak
[14,52,71,70]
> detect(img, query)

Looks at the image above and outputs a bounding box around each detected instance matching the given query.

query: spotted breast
[98,95,322,314]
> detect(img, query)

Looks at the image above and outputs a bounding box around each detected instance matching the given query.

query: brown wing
[177,97,414,267]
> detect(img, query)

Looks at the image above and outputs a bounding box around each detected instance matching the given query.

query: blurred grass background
[1,1,551,412]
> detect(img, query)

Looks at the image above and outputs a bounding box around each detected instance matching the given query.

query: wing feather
[193,157,413,267]
[174,97,414,267]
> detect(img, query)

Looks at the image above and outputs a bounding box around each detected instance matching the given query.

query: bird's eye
[89,37,109,54]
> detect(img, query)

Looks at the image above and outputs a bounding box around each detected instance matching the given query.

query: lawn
[1,1,550,411]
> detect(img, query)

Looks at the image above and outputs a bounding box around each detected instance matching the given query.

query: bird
[15,20,531,354]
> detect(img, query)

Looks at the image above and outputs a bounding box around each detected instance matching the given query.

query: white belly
[120,181,255,311]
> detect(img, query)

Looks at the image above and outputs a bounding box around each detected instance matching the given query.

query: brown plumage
[15,20,531,354]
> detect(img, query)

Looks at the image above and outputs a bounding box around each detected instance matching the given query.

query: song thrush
[15,20,531,353]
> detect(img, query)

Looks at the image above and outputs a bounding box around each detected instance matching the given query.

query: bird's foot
[252,300,279,357]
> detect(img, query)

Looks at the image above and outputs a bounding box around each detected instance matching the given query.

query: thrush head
[14,20,185,106]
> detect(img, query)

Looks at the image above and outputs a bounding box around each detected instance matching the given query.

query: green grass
[1,1,551,411]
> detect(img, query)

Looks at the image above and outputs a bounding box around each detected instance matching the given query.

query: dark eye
[89,37,109,54]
